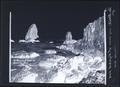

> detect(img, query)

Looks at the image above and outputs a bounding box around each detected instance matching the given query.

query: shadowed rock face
[75,16,104,53]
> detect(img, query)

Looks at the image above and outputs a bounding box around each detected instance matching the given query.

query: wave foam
[11,51,39,58]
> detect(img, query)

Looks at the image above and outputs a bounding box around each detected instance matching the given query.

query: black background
[2,0,118,41]
[0,0,120,87]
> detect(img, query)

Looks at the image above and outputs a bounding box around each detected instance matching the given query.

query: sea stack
[19,24,40,43]
[63,31,77,45]
[66,31,72,41]
[25,24,39,43]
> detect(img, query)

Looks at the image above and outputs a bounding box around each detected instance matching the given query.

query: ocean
[10,42,105,84]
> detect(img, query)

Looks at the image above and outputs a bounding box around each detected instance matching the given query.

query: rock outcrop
[19,24,40,43]
[75,16,104,53]
[63,31,77,45]
[25,24,39,43]
[56,31,77,53]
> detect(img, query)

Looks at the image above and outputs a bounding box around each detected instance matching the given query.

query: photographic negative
[7,1,119,85]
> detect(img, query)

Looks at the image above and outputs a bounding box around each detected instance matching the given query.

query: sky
[6,1,118,41]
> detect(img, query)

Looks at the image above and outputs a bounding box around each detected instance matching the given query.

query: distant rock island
[63,31,77,45]
[19,24,40,43]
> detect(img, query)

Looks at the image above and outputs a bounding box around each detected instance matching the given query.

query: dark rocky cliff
[74,16,104,53]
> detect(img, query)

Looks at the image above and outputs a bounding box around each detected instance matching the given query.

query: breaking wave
[11,51,40,58]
